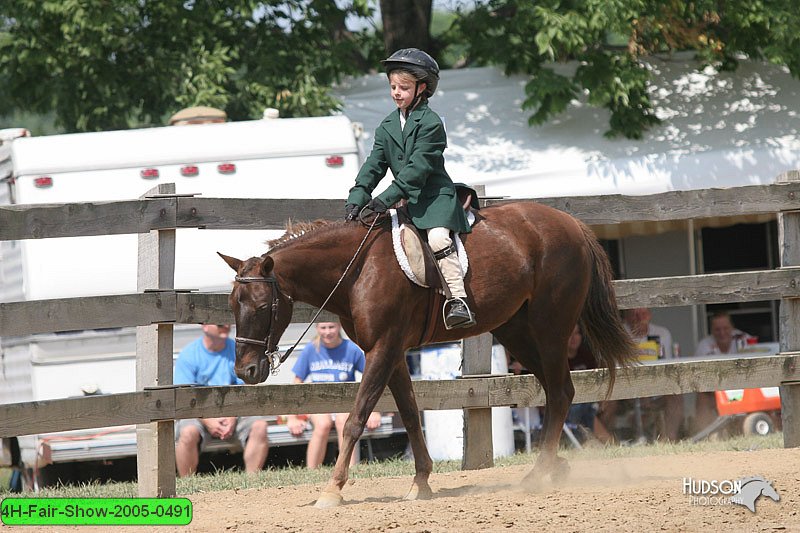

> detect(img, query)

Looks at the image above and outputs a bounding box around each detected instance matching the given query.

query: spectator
[174,324,269,477]
[599,308,683,441]
[695,311,753,356]
[693,312,754,430]
[168,105,227,126]
[285,322,381,469]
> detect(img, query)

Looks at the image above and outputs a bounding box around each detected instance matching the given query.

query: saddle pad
[390,209,469,288]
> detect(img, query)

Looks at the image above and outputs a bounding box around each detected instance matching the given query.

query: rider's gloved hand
[365,198,387,214]
[344,203,360,221]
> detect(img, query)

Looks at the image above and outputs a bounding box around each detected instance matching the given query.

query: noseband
[234,275,291,375]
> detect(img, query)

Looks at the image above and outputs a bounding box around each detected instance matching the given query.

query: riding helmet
[382,48,440,97]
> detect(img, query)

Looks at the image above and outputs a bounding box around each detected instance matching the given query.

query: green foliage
[522,69,578,126]
[454,0,800,139]
[0,1,383,132]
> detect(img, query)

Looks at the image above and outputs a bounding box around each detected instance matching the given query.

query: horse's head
[218,252,294,384]
[762,482,780,502]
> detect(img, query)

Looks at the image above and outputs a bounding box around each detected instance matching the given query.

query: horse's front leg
[386,361,433,500]
[314,344,395,509]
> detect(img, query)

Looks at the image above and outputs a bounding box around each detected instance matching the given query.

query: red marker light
[180,165,199,177]
[325,155,344,167]
[140,168,159,179]
[217,163,236,174]
[34,176,53,188]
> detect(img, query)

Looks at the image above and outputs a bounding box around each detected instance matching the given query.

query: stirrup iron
[443,297,476,330]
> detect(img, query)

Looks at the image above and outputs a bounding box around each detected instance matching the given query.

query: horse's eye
[256,304,271,312]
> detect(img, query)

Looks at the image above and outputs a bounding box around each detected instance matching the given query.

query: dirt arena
[110,447,799,532]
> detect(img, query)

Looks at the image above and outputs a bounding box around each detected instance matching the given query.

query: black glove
[365,197,387,214]
[344,203,360,221]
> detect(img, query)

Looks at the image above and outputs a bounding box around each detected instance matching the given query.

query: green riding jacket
[346,103,471,233]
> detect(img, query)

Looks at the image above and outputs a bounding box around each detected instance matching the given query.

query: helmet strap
[406,81,425,116]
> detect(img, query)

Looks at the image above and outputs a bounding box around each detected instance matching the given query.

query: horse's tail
[577,221,638,398]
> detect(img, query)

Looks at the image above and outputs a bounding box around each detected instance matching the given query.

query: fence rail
[3,267,800,337]
[3,353,798,439]
[3,182,800,242]
[2,172,800,496]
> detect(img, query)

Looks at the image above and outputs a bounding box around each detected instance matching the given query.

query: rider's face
[389,72,426,112]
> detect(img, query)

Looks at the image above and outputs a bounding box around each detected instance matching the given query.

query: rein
[235,211,382,375]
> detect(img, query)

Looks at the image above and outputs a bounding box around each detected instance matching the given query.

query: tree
[452,0,800,139]
[0,1,382,132]
[379,0,433,55]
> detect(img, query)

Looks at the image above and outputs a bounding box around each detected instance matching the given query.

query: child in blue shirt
[286,322,381,468]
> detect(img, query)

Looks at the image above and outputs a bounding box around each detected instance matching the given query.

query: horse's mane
[266,219,339,251]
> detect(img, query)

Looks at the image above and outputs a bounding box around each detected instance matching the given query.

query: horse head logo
[730,476,780,513]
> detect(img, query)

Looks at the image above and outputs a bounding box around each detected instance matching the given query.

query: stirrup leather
[443,297,476,330]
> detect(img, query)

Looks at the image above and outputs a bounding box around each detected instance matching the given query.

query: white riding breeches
[428,227,467,298]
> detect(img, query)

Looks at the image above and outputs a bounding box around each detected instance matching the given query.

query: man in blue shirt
[174,324,269,476]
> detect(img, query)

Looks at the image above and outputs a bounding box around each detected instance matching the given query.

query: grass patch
[1,433,783,499]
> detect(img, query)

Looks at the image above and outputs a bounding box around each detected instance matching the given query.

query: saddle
[388,184,479,345]
[390,207,470,293]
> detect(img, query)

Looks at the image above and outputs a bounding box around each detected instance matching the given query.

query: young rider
[344,48,476,329]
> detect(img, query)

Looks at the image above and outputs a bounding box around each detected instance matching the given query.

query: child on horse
[344,48,476,329]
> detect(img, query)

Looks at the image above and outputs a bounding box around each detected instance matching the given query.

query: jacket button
[397,155,404,160]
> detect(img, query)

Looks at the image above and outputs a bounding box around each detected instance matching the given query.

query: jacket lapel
[382,111,403,148]
[402,103,427,142]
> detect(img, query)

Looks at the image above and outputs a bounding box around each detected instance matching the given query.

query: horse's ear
[259,255,274,276]
[218,252,243,272]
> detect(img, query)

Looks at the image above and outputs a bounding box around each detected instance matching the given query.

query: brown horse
[219,201,636,508]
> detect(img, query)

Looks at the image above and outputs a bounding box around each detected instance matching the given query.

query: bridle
[233,210,382,377]
[233,275,292,375]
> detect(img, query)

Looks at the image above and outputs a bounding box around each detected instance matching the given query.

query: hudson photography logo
[683,476,780,512]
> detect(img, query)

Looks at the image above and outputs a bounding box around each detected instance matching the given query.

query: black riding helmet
[382,48,440,98]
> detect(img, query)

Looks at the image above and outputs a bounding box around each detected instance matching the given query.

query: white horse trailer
[0,115,367,470]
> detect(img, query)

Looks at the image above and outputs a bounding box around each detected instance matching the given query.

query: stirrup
[443,297,476,330]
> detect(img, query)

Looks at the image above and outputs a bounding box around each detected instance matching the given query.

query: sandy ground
[14,447,800,532]
[180,448,799,533]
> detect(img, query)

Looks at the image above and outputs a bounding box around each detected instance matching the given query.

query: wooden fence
[2,173,800,498]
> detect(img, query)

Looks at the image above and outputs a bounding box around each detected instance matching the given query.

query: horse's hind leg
[524,331,574,488]
[493,306,575,489]
[387,361,433,500]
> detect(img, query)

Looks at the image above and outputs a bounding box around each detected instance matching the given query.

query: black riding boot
[444,297,476,329]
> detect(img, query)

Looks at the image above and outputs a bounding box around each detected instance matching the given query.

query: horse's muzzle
[237,358,270,384]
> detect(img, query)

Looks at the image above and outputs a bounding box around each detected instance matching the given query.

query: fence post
[778,170,800,448]
[136,183,176,496]
[461,333,494,470]
[460,184,494,470]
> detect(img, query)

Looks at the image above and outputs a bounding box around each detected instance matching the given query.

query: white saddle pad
[390,209,470,288]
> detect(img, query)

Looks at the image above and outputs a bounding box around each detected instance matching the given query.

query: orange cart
[692,386,781,441]
[714,387,781,436]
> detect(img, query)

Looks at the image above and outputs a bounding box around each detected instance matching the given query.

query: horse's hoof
[521,456,570,491]
[404,483,433,501]
[520,472,548,493]
[314,491,344,509]
[552,457,570,481]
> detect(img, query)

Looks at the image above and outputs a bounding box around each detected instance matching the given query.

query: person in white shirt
[695,312,752,356]
[693,312,753,430]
